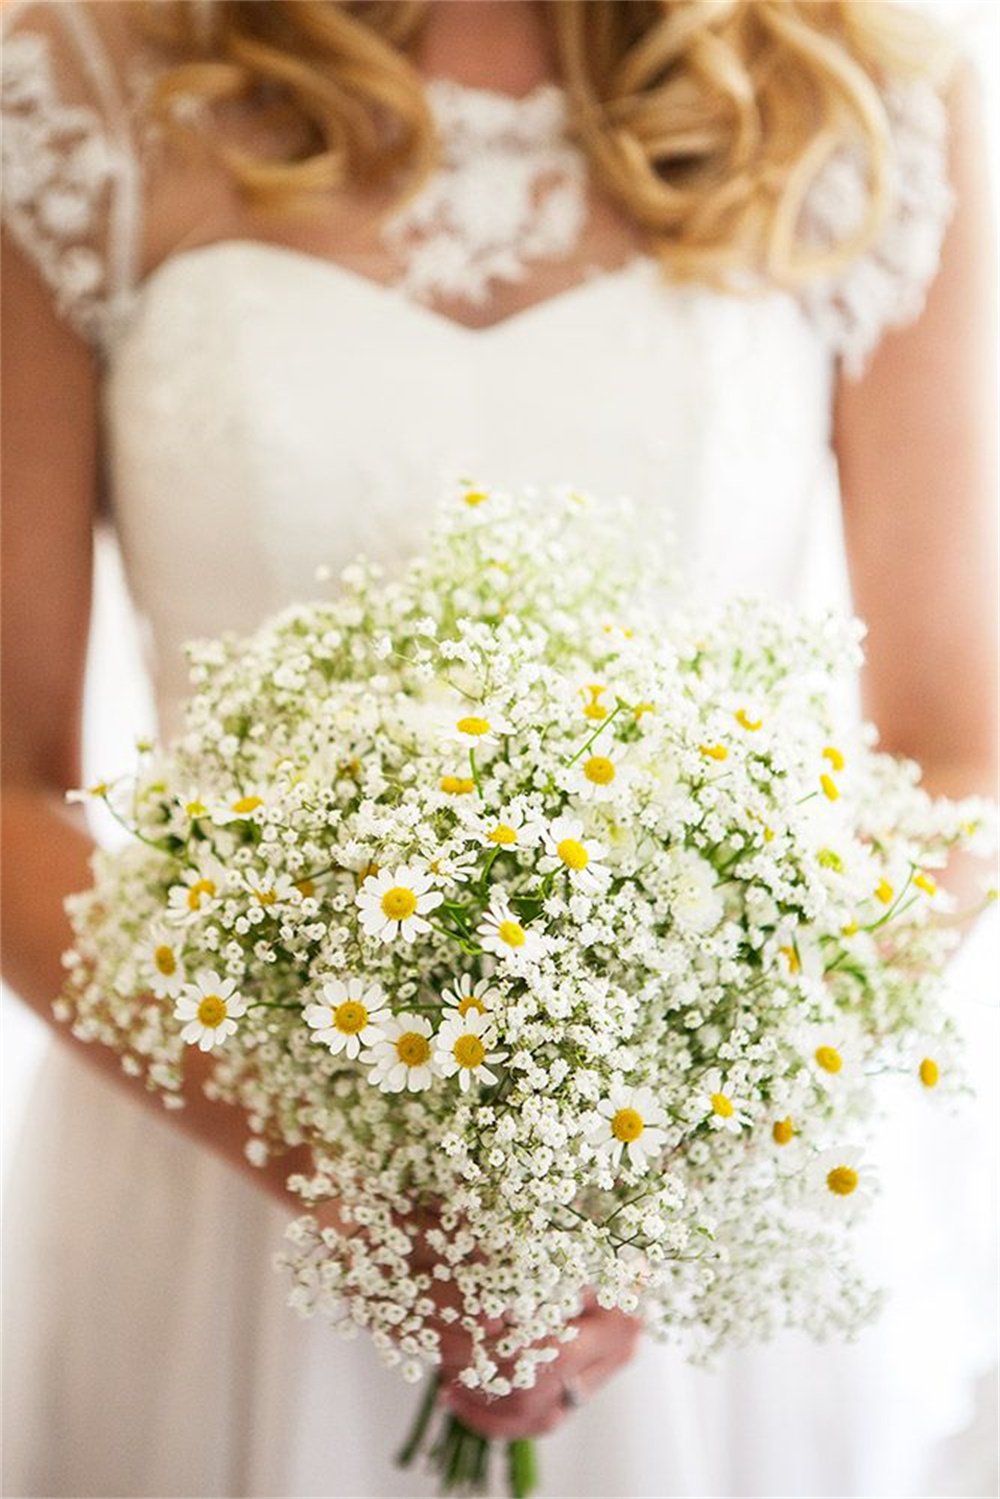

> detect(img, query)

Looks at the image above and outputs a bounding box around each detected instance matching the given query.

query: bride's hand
[437,1295,641,1440]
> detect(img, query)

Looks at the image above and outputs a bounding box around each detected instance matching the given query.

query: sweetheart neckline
[130,239,664,341]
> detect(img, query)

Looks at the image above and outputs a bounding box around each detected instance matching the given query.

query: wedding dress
[3,4,996,1496]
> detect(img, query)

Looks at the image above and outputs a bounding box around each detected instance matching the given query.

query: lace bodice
[2,0,956,376]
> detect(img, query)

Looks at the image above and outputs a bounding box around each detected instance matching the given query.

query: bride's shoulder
[1,0,163,348]
[795,58,974,380]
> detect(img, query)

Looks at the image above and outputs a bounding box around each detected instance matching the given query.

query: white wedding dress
[3,5,997,1497]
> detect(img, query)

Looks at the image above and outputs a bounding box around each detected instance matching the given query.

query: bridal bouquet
[62,483,993,1496]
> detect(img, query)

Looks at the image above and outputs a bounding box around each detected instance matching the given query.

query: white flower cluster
[61,482,995,1395]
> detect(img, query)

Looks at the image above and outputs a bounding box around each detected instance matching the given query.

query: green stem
[563,702,625,768]
[396,1372,442,1468]
[508,1438,538,1499]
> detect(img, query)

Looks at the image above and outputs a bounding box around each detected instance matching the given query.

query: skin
[2,0,996,1447]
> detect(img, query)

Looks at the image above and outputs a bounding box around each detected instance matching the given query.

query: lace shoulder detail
[380,79,587,308]
[796,75,955,380]
[1,2,142,351]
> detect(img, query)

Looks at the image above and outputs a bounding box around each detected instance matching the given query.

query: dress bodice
[1,0,957,734]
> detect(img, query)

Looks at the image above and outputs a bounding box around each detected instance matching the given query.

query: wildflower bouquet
[62,483,993,1497]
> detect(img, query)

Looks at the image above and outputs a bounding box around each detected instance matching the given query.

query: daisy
[146,925,186,999]
[572,752,634,804]
[212,787,269,824]
[810,1146,877,1219]
[540,816,610,895]
[477,895,543,962]
[166,863,225,924]
[475,805,543,851]
[447,708,509,748]
[442,974,501,1019]
[433,1011,507,1092]
[356,865,443,944]
[696,1068,751,1134]
[241,870,302,911]
[174,970,247,1052]
[592,1084,669,1172]
[304,977,390,1059]
[361,1014,438,1093]
[798,1021,862,1092]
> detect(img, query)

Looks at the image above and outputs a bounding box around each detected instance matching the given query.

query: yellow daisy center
[557,838,589,871]
[154,945,176,976]
[914,873,937,896]
[583,685,608,721]
[819,774,840,802]
[463,490,488,507]
[700,743,728,762]
[822,745,846,772]
[456,716,491,737]
[815,1045,842,1075]
[395,1031,430,1067]
[333,1001,368,1035]
[710,1092,734,1119]
[253,887,277,906]
[826,1165,859,1197]
[497,919,526,948]
[197,995,227,1027]
[874,879,894,905]
[584,756,616,786]
[186,878,216,911]
[382,887,417,921]
[735,708,762,731]
[611,1107,645,1143]
[185,800,207,817]
[294,879,316,898]
[457,995,487,1017]
[230,795,263,815]
[440,776,475,795]
[453,1034,486,1069]
[778,944,801,975]
[919,1058,940,1088]
[772,1117,795,1145]
[488,823,518,845]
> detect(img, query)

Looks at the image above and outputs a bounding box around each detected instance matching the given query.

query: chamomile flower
[475,805,543,851]
[572,752,634,804]
[362,1014,438,1093]
[356,866,443,943]
[442,974,501,1018]
[448,709,509,748]
[304,977,390,1058]
[695,1069,751,1134]
[213,788,269,824]
[799,1021,862,1092]
[241,870,302,911]
[477,895,543,962]
[540,816,611,894]
[434,1011,507,1091]
[174,970,247,1051]
[146,926,186,999]
[592,1084,669,1172]
[166,864,225,924]
[810,1147,877,1219]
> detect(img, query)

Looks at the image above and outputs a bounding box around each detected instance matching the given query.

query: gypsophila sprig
[61,481,996,1497]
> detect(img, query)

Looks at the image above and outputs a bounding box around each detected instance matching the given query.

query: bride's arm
[834,61,998,894]
[0,235,311,1205]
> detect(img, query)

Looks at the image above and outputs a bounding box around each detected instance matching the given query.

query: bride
[2,1,996,1494]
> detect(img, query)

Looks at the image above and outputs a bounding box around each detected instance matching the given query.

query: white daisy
[174,970,247,1051]
[477,895,543,962]
[540,816,611,894]
[361,1014,438,1093]
[356,865,443,943]
[447,708,509,748]
[146,925,186,999]
[442,974,501,1019]
[166,863,225,925]
[434,1011,507,1092]
[242,870,303,911]
[810,1146,877,1219]
[572,752,634,804]
[696,1068,751,1134]
[592,1084,669,1172]
[304,977,390,1059]
[798,1021,862,1092]
[771,924,825,984]
[475,805,543,851]
[212,788,269,824]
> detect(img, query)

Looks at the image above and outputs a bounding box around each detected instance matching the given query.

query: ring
[560,1378,584,1410]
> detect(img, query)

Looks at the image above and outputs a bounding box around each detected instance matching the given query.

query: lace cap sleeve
[796,74,955,380]
[1,0,142,351]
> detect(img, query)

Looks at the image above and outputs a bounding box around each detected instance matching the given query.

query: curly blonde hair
[146,0,958,289]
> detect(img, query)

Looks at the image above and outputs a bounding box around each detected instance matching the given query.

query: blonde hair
[145,0,958,290]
